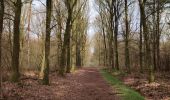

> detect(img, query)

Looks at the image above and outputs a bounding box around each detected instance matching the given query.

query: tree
[138,0,154,83]
[139,8,143,73]
[39,0,52,85]
[59,0,78,75]
[124,0,130,73]
[0,0,4,98]
[113,0,120,70]
[11,0,22,82]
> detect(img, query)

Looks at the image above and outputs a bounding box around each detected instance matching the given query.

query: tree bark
[125,0,130,73]
[0,0,4,98]
[59,10,72,75]
[40,0,52,85]
[114,0,119,70]
[11,0,22,82]
[156,0,160,70]
[139,13,143,73]
[138,0,154,83]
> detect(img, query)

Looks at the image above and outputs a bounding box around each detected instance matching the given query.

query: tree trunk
[125,0,130,73]
[59,10,72,76]
[139,13,143,73]
[156,0,160,70]
[138,0,154,83]
[40,0,52,85]
[0,0,4,98]
[114,0,119,70]
[11,0,22,82]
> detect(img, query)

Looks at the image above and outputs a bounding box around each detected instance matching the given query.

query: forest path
[3,67,120,100]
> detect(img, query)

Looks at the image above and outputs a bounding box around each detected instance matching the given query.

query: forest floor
[115,71,170,100]
[2,68,120,100]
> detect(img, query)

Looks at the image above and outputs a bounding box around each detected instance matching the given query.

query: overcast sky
[88,0,98,39]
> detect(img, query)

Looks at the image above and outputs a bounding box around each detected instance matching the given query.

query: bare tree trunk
[156,0,160,70]
[59,11,72,76]
[27,0,32,68]
[57,7,62,69]
[114,0,119,70]
[125,0,130,73]
[101,25,107,67]
[40,0,52,85]
[66,39,71,73]
[0,0,4,98]
[99,1,107,67]
[139,14,143,73]
[60,0,78,75]
[11,0,22,82]
[138,0,154,83]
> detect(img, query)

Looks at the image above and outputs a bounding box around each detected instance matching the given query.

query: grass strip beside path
[100,69,145,100]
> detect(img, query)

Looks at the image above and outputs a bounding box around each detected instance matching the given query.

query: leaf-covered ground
[2,68,120,100]
[116,71,170,100]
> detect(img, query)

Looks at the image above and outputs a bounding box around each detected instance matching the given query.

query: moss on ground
[100,69,145,100]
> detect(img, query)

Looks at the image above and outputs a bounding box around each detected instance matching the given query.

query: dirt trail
[3,67,120,100]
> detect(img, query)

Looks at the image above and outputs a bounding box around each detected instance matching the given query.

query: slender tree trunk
[0,0,4,98]
[110,0,114,70]
[156,0,160,70]
[152,0,157,71]
[98,36,101,66]
[101,25,107,67]
[57,10,62,68]
[125,0,130,73]
[40,0,52,85]
[76,41,81,68]
[27,0,32,68]
[99,1,107,67]
[139,14,143,73]
[65,14,73,73]
[138,0,154,83]
[114,0,119,70]
[11,0,22,82]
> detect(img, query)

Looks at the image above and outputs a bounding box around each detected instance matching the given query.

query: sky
[88,0,98,39]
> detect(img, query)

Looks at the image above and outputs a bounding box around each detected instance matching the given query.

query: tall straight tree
[40,0,52,85]
[156,0,160,70]
[11,0,22,82]
[124,0,130,73]
[139,10,143,73]
[59,0,78,75]
[105,0,114,70]
[113,0,119,70]
[138,0,154,83]
[0,0,4,98]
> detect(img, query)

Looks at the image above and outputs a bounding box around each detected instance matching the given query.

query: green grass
[100,69,145,100]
